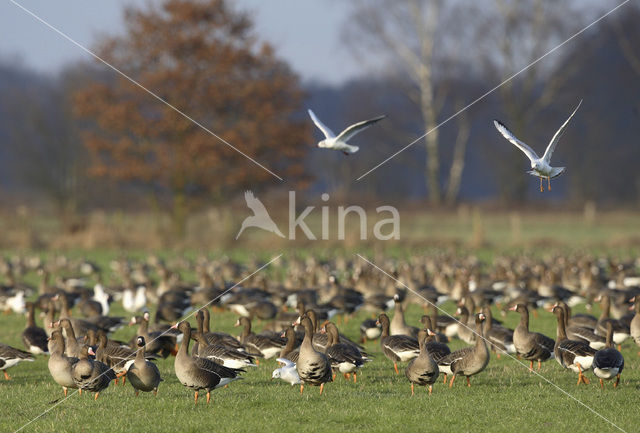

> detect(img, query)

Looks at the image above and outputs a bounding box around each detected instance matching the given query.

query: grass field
[1,250,638,433]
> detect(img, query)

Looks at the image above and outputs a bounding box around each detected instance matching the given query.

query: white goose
[308,109,385,155]
[493,100,582,192]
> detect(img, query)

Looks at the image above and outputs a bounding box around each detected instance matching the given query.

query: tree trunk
[171,190,189,238]
[445,112,470,205]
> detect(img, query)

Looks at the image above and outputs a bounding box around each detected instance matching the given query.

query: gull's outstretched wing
[308,109,335,139]
[335,115,386,143]
[244,191,269,217]
[542,100,582,164]
[493,120,539,162]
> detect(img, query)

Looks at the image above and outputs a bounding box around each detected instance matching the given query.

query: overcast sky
[0,0,361,84]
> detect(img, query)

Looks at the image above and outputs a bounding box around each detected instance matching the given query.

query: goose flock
[1,252,639,405]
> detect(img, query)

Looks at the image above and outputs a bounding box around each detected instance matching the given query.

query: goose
[555,302,605,349]
[296,314,332,395]
[72,345,116,400]
[191,332,258,369]
[235,317,286,359]
[629,299,640,353]
[78,290,103,317]
[511,304,555,371]
[493,100,581,192]
[95,330,141,383]
[418,315,449,344]
[57,319,83,358]
[47,329,78,396]
[21,301,48,355]
[592,322,624,389]
[481,306,516,357]
[126,336,163,396]
[390,294,419,338]
[92,283,111,316]
[430,305,458,338]
[359,318,382,343]
[322,322,367,383]
[405,328,439,395]
[308,109,385,155]
[377,313,419,374]
[55,294,99,337]
[0,342,33,380]
[438,313,490,388]
[198,308,246,351]
[279,326,300,364]
[417,316,450,365]
[552,305,596,385]
[595,294,630,348]
[129,312,176,358]
[455,306,477,345]
[272,357,301,386]
[122,285,147,313]
[173,321,243,405]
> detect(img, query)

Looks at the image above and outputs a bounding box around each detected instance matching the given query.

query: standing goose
[556,302,605,349]
[629,299,640,354]
[418,316,450,365]
[22,301,49,355]
[57,319,83,358]
[595,294,630,348]
[126,336,163,396]
[438,313,490,388]
[552,306,596,386]
[95,330,140,384]
[390,294,419,338]
[235,317,286,359]
[296,315,332,395]
[592,322,624,389]
[0,342,34,380]
[130,312,176,358]
[511,304,555,371]
[72,345,116,400]
[173,321,243,405]
[455,306,477,345]
[55,294,99,337]
[482,306,516,357]
[279,326,300,364]
[191,332,258,369]
[47,329,78,396]
[405,328,439,395]
[199,308,247,352]
[322,322,367,383]
[377,314,419,375]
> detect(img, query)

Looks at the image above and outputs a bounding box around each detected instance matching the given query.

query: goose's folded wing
[335,115,386,143]
[493,120,539,162]
[542,100,582,163]
[308,109,335,138]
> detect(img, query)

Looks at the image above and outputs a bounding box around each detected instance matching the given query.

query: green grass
[1,254,639,433]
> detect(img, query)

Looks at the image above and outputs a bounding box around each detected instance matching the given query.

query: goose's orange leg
[78,389,82,396]
[411,383,415,396]
[135,390,140,397]
[3,371,10,380]
[300,384,304,395]
[529,361,534,372]
[614,374,620,388]
[393,362,399,375]
[353,372,357,383]
[449,374,456,388]
[63,387,68,397]
[599,378,604,390]
[428,384,433,395]
[537,361,542,371]
[194,391,199,405]
[206,392,211,404]
[319,383,325,395]
[466,376,471,387]
[443,373,447,384]
[94,392,100,401]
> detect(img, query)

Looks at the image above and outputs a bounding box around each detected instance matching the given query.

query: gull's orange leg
[540,177,543,192]
[547,177,551,191]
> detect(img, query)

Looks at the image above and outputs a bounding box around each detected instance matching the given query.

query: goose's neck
[179,326,191,356]
[519,309,529,330]
[380,318,390,338]
[600,297,611,319]
[605,327,613,348]
[203,310,211,333]
[26,306,36,327]
[555,313,567,341]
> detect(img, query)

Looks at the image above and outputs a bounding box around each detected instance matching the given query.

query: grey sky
[0,0,360,84]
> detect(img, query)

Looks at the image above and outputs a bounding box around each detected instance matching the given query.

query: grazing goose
[235,317,286,359]
[173,321,243,405]
[595,294,630,348]
[126,336,163,396]
[280,326,300,364]
[592,322,624,389]
[95,330,140,383]
[272,357,301,386]
[405,328,439,395]
[556,302,605,349]
[296,315,332,395]
[0,342,34,380]
[438,313,489,388]
[377,314,419,375]
[72,345,116,400]
[511,304,555,371]
[22,301,48,355]
[390,294,419,338]
[552,306,596,386]
[47,329,79,396]
[418,316,451,364]
[323,322,367,383]
[191,332,258,369]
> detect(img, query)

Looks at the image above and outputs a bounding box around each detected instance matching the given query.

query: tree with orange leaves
[73,0,309,234]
